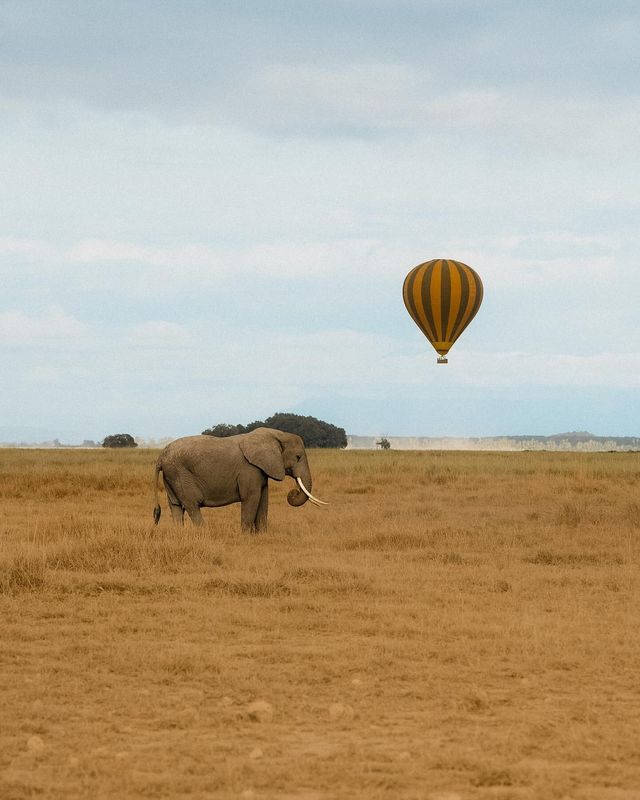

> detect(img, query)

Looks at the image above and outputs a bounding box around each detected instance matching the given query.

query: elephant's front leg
[239,469,268,533]
[240,487,262,532]
[240,488,268,532]
[255,484,269,532]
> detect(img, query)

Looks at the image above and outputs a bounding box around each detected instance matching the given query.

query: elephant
[152,427,327,531]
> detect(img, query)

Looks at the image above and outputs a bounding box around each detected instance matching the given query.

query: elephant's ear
[240,433,285,481]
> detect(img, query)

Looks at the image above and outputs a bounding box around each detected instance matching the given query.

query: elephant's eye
[296,454,301,461]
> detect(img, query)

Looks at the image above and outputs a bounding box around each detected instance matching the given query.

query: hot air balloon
[402,258,483,364]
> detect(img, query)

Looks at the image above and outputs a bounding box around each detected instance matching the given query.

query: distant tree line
[203,412,347,448]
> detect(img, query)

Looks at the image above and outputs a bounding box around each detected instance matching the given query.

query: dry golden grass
[1,447,640,799]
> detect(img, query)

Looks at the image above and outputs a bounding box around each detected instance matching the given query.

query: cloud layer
[1,2,639,440]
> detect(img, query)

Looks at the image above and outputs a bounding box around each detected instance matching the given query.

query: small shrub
[285,566,351,581]
[340,532,427,551]
[440,552,467,565]
[162,653,202,676]
[525,549,555,565]
[283,566,372,595]
[202,578,291,598]
[0,554,45,593]
[523,550,622,566]
[433,470,457,485]
[46,536,223,573]
[77,580,178,596]
[472,768,513,787]
[626,502,640,528]
[556,502,582,527]
[459,687,490,712]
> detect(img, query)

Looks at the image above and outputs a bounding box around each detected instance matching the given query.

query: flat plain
[1,447,640,800]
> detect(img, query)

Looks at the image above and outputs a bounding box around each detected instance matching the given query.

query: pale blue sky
[1,1,639,441]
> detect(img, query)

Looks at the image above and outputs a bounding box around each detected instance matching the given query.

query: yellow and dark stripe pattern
[402,259,484,359]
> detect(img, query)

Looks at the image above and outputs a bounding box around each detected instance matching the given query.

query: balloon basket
[437,356,448,365]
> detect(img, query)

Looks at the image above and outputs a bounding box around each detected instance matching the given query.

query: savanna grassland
[2,448,640,800]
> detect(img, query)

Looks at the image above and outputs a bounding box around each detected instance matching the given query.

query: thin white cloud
[449,350,640,389]
[1,4,638,439]
[127,320,194,348]
[26,365,61,383]
[253,63,424,131]
[2,319,638,441]
[69,240,169,266]
[0,236,54,261]
[68,238,371,280]
[441,232,627,287]
[68,240,228,273]
[0,307,89,347]
[143,326,640,392]
[1,233,630,290]
[238,62,640,153]
[244,63,508,134]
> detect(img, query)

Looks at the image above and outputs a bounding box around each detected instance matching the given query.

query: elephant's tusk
[296,477,329,506]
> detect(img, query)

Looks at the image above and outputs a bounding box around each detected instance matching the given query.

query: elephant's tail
[153,460,162,525]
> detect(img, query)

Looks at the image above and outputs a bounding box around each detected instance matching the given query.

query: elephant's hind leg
[168,501,185,525]
[184,503,205,526]
[163,477,185,525]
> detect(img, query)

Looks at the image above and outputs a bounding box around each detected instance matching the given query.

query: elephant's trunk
[287,460,312,507]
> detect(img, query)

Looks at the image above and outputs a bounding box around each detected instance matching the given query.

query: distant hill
[548,431,597,441]
[348,432,640,452]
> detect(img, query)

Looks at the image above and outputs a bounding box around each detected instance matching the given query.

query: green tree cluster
[102,433,138,448]
[202,412,347,448]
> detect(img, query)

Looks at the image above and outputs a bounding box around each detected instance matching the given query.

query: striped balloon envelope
[402,259,483,364]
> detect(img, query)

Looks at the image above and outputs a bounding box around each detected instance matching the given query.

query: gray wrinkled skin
[153,427,313,532]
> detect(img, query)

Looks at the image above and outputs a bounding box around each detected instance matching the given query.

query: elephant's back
[159,435,238,473]
[161,435,224,460]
